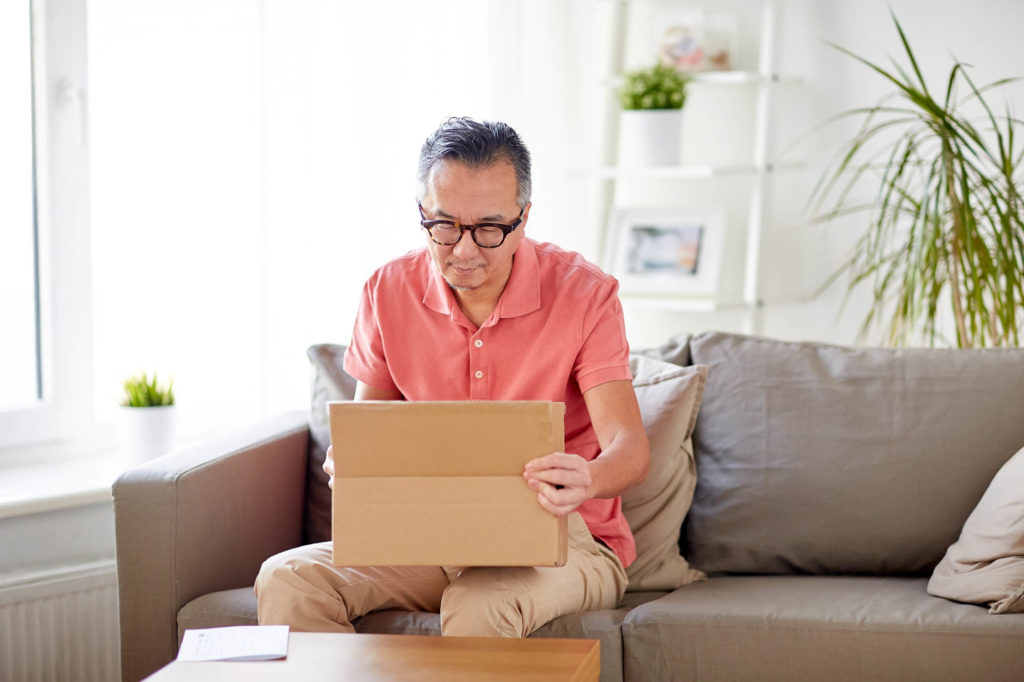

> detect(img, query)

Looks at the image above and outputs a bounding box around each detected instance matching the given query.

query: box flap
[328,401,566,477]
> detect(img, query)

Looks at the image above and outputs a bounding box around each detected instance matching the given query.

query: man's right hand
[323,445,335,490]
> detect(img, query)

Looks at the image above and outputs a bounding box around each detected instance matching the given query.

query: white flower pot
[619,109,683,167]
[118,405,176,466]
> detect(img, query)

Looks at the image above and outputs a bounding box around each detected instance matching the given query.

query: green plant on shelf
[619,63,690,110]
[121,372,175,407]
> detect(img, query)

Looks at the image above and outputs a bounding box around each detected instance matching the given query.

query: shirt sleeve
[573,276,633,393]
[342,276,400,392]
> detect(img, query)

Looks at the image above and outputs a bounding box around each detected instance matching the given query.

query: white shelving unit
[589,0,786,333]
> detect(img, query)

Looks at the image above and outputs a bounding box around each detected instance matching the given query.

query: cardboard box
[329,401,567,567]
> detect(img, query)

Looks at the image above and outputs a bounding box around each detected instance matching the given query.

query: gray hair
[416,117,532,209]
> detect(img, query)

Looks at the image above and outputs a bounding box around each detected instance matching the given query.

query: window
[0,0,92,453]
[0,1,39,412]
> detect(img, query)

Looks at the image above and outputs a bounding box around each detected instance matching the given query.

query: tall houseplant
[811,14,1024,348]
[618,63,690,167]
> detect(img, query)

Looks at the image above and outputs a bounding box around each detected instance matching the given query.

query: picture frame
[606,208,726,297]
[651,8,739,73]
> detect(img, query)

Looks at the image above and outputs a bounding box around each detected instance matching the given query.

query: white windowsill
[0,408,269,519]
[0,454,121,519]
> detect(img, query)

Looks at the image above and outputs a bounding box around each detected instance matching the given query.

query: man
[256,117,649,637]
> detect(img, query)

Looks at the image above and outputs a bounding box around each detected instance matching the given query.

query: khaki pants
[255,513,628,637]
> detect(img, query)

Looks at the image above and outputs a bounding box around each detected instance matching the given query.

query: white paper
[177,625,289,662]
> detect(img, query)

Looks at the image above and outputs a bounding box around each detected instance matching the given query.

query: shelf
[619,294,811,312]
[592,0,790,334]
[605,70,789,87]
[619,294,751,312]
[573,161,800,179]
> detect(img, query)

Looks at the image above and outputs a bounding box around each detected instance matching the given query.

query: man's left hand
[523,452,594,517]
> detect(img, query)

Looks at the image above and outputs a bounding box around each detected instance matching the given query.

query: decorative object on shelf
[118,372,176,466]
[606,207,725,297]
[653,8,738,73]
[810,13,1024,348]
[618,63,690,167]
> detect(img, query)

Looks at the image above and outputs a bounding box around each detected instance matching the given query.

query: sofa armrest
[113,411,309,682]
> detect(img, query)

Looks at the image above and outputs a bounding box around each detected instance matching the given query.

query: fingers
[523,452,579,473]
[323,445,335,490]
[523,452,589,489]
[523,452,592,517]
[530,481,583,516]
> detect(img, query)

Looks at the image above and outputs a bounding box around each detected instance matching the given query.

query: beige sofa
[113,332,1024,682]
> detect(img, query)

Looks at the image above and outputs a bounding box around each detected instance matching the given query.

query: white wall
[86,0,1024,441]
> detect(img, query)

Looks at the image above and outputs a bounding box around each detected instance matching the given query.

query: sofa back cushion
[685,332,1024,576]
[306,344,357,544]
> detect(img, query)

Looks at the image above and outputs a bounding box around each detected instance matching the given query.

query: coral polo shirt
[343,237,636,567]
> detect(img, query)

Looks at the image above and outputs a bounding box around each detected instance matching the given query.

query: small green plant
[619,63,690,110]
[121,372,175,407]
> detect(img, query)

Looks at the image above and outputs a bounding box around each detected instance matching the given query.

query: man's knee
[254,544,350,631]
[439,573,527,638]
[255,546,314,597]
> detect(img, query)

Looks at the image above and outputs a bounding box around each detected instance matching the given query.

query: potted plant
[811,13,1024,348]
[118,372,176,465]
[618,62,690,167]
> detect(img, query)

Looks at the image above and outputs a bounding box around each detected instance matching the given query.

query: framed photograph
[651,9,738,72]
[606,208,725,297]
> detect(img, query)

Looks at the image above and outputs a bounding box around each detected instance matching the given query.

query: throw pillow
[305,344,357,544]
[621,355,708,591]
[633,332,691,367]
[927,446,1024,614]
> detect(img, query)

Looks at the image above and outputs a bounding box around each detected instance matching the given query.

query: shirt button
[474,339,483,348]
[474,370,484,379]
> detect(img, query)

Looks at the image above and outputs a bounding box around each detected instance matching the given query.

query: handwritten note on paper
[177,625,289,662]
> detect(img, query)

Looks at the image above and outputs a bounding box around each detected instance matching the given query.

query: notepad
[177,625,289,662]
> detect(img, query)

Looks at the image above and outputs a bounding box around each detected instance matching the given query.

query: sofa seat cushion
[179,588,665,682]
[177,588,258,642]
[686,331,1024,575]
[621,575,1024,682]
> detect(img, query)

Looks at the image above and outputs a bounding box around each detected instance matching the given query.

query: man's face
[419,159,529,296]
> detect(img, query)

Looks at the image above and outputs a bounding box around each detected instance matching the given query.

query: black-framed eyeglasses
[418,203,524,248]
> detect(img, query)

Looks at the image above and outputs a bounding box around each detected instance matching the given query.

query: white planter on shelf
[118,405,176,467]
[619,109,683,167]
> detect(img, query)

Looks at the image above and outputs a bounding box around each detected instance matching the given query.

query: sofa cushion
[633,332,691,367]
[621,575,1024,682]
[686,332,1024,575]
[177,588,258,643]
[928,445,1024,614]
[305,344,357,544]
[622,356,707,591]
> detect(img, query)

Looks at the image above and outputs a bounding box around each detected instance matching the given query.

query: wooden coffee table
[144,632,600,681]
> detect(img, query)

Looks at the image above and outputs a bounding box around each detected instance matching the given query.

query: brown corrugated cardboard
[329,401,568,567]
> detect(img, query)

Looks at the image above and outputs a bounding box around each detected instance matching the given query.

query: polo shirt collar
[421,238,542,320]
[497,237,541,318]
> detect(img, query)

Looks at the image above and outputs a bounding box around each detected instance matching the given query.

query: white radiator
[0,560,120,682]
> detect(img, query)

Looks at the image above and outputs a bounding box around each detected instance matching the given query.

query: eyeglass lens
[428,224,507,247]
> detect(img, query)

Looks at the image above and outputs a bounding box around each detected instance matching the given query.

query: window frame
[0,0,93,453]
